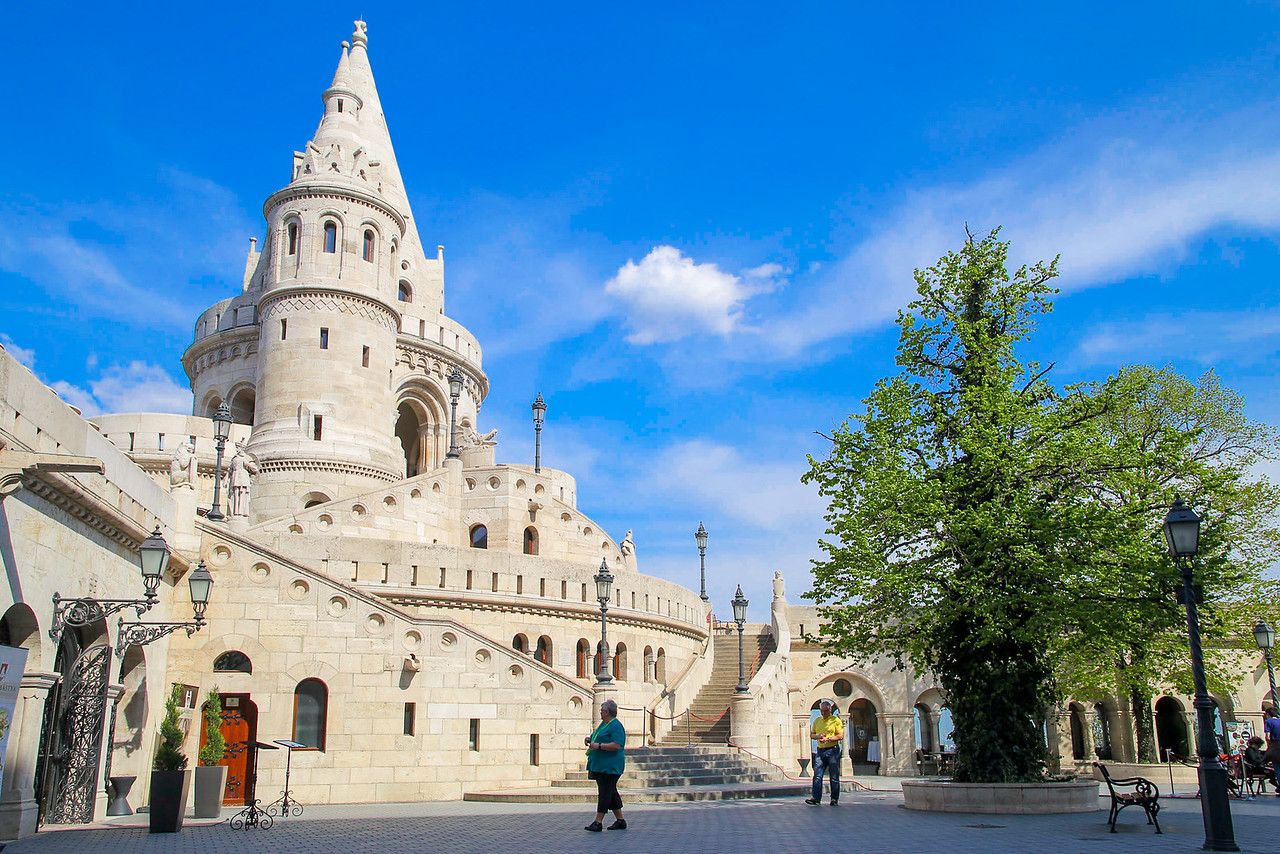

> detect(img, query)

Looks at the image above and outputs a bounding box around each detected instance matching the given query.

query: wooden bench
[1095,762,1161,834]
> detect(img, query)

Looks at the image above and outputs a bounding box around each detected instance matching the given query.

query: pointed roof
[295,20,426,263]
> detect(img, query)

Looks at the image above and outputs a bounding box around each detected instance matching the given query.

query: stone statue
[620,530,635,558]
[772,571,786,601]
[227,440,260,518]
[459,423,498,450]
[168,441,196,489]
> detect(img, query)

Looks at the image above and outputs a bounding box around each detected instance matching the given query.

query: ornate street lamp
[1254,619,1277,710]
[446,368,464,459]
[207,402,233,521]
[594,558,614,684]
[732,584,749,693]
[49,525,172,641]
[116,560,215,656]
[695,522,709,602]
[1162,497,1237,851]
[532,392,546,473]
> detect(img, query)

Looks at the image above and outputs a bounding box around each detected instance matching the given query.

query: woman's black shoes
[607,819,628,830]
[584,821,603,832]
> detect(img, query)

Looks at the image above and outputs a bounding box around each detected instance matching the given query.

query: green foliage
[804,227,1280,782]
[154,684,188,772]
[198,686,226,767]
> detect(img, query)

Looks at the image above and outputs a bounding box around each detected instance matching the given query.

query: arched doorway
[228,386,255,426]
[199,694,259,805]
[395,402,424,478]
[848,698,879,765]
[1069,704,1087,761]
[1154,697,1189,761]
[36,621,112,825]
[1093,703,1113,760]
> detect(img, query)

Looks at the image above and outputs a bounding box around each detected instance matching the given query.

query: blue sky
[4,2,1280,613]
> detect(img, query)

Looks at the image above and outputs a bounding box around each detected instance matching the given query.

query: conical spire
[296,20,427,268]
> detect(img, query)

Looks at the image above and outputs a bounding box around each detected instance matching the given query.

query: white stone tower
[185,20,486,521]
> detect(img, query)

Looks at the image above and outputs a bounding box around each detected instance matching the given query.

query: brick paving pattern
[10,794,1278,853]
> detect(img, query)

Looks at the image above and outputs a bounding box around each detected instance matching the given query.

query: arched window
[301,491,331,509]
[594,640,606,677]
[1093,703,1113,760]
[643,646,654,683]
[397,280,413,303]
[913,703,935,753]
[287,222,299,255]
[535,635,552,665]
[470,525,488,549]
[613,642,628,681]
[362,229,375,262]
[523,527,538,555]
[292,678,328,750]
[576,638,590,678]
[512,634,528,654]
[323,221,337,254]
[213,650,252,674]
[655,648,666,683]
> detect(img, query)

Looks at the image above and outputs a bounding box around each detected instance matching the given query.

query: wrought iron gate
[37,644,111,825]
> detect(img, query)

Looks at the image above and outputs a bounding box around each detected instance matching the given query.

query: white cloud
[1075,309,1280,368]
[605,246,775,345]
[45,361,191,417]
[0,334,36,369]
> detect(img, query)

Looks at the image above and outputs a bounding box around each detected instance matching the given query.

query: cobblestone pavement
[10,793,1278,853]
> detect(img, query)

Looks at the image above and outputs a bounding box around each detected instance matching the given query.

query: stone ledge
[901,779,1100,814]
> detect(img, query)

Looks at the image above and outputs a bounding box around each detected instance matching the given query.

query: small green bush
[154,684,188,771]
[198,686,226,767]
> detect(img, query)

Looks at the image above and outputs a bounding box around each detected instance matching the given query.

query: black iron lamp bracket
[50,593,154,642]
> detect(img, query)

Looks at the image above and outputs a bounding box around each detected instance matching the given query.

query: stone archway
[394,382,447,478]
[1154,696,1189,761]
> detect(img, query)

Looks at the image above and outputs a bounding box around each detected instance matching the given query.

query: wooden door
[199,694,258,804]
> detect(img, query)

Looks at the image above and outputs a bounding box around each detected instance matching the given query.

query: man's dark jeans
[812,746,841,802]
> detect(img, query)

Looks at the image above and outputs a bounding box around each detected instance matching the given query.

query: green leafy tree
[154,684,188,772]
[804,229,1280,781]
[198,686,226,767]
[1050,367,1280,761]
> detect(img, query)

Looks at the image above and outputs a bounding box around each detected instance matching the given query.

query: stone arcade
[0,20,1275,842]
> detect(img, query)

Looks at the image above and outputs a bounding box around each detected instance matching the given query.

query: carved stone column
[879,712,917,777]
[0,671,58,841]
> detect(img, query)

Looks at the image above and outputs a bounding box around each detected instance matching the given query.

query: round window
[833,678,852,698]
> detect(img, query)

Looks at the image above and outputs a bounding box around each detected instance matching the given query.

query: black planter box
[149,769,192,833]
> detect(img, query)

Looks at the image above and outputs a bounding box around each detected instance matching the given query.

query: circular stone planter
[902,779,1099,814]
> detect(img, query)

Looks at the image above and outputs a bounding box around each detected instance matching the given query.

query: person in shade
[1264,707,1280,796]
[806,699,844,806]
[584,699,628,831]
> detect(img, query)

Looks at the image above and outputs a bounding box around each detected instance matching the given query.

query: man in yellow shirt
[806,699,844,806]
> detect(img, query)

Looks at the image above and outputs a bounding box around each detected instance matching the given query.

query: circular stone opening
[833,678,852,697]
[289,579,310,599]
[403,630,423,651]
[250,562,271,583]
[487,476,500,490]
[440,631,457,650]
[475,649,491,664]
[383,495,397,510]
[327,596,348,616]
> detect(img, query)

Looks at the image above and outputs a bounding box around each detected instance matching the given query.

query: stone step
[552,772,775,788]
[563,759,770,777]
[464,782,809,804]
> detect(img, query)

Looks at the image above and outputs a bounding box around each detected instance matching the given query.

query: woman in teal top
[583,699,627,832]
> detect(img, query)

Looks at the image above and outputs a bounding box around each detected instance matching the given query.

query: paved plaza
[9,793,1278,854]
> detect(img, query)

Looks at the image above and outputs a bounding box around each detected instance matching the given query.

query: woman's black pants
[593,773,623,813]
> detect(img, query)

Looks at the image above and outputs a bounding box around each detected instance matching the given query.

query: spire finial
[352,19,368,49]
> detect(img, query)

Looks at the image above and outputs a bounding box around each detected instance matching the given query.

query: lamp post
[116,560,214,656]
[206,402,233,521]
[594,558,613,684]
[695,522,709,602]
[532,392,546,473]
[732,584,749,693]
[49,525,172,641]
[1163,497,1237,852]
[1254,619,1278,710]
[446,367,464,459]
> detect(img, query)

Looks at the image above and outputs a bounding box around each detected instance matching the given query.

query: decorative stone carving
[773,570,785,601]
[168,442,196,490]
[620,530,635,558]
[458,424,498,451]
[227,441,260,518]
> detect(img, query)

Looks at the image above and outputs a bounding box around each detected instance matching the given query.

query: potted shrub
[150,685,192,833]
[193,686,228,818]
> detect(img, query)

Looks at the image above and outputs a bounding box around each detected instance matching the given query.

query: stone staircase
[463,628,806,803]
[555,745,777,789]
[655,631,772,746]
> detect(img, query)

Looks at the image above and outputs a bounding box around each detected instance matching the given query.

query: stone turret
[183,20,487,522]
